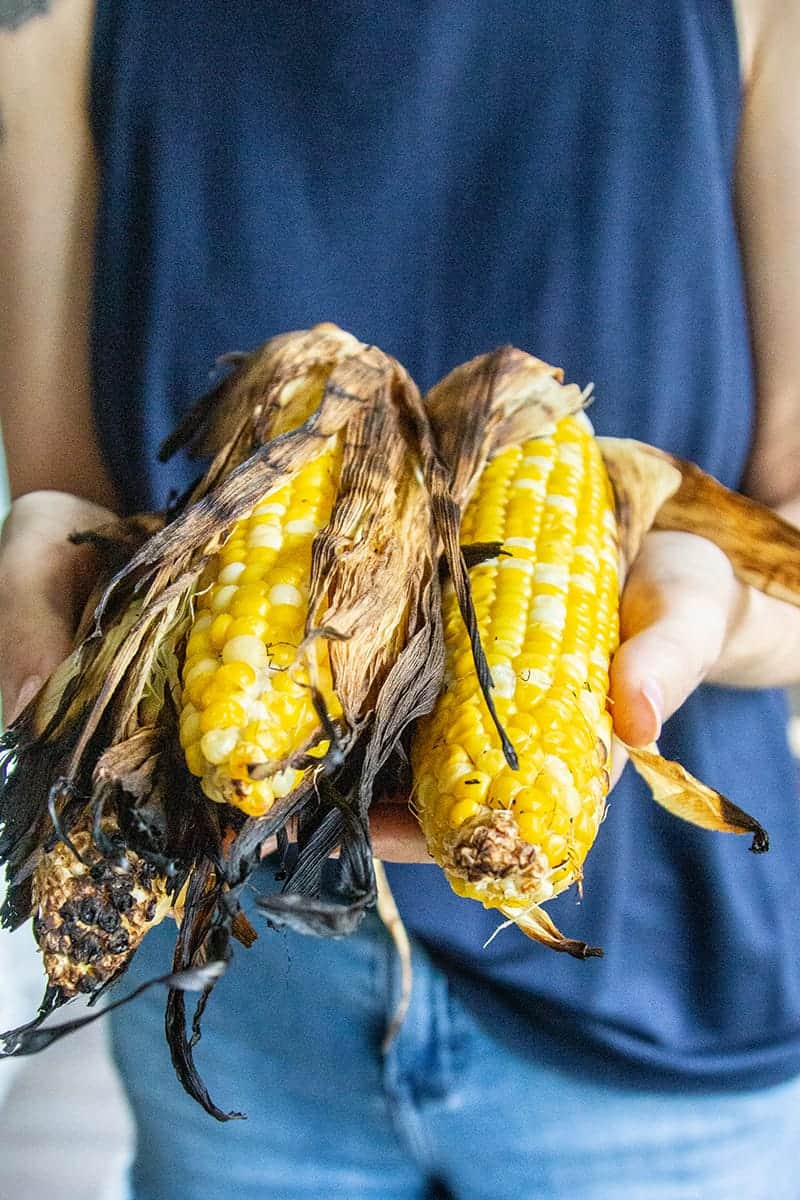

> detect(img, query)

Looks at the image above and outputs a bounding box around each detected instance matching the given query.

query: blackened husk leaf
[165,861,242,1121]
[0,963,226,1059]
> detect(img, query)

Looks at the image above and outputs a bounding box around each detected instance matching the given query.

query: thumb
[609,534,739,747]
[0,591,74,725]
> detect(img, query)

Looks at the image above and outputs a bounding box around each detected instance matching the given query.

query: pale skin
[0,1,799,862]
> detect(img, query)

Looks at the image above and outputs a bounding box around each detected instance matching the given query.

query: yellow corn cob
[33,816,174,998]
[180,442,343,817]
[412,412,619,922]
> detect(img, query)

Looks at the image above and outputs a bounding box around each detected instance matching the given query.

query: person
[2,2,800,1197]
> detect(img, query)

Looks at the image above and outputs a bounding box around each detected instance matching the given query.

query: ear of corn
[180,441,343,817]
[412,412,618,930]
[32,815,176,999]
[412,348,791,955]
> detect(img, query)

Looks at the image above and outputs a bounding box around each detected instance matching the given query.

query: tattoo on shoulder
[0,0,51,32]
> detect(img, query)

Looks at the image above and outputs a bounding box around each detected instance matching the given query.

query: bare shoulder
[0,0,94,101]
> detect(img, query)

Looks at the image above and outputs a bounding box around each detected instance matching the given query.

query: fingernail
[8,675,42,724]
[641,678,663,742]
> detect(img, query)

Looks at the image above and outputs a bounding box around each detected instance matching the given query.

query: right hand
[0,490,117,725]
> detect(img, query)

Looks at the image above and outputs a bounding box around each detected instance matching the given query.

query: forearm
[708,497,800,689]
[0,0,117,509]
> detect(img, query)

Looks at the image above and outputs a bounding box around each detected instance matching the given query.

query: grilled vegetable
[179,442,344,817]
[413,411,617,938]
[33,812,176,999]
[413,348,800,955]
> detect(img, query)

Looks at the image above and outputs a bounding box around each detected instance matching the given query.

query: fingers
[609,531,742,747]
[368,801,430,863]
[0,490,116,724]
[260,801,431,864]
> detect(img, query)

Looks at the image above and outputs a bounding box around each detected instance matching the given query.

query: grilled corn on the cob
[180,444,343,816]
[33,816,175,998]
[413,412,618,918]
[412,347,800,954]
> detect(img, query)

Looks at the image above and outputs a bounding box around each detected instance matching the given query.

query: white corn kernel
[269,584,304,607]
[212,584,239,612]
[285,518,318,535]
[184,656,220,687]
[200,728,240,765]
[218,562,246,585]
[248,526,283,550]
[222,635,269,671]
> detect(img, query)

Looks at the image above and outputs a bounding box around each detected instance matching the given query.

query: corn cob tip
[33,825,174,999]
[445,808,550,890]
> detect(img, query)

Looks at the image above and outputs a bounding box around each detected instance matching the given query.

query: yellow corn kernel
[184,742,205,777]
[225,616,268,641]
[214,661,257,692]
[200,698,247,734]
[209,612,234,650]
[449,797,481,827]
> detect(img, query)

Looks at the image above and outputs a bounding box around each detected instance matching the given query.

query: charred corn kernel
[412,413,619,916]
[180,440,344,816]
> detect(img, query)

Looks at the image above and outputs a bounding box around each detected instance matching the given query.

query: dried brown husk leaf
[625,743,769,851]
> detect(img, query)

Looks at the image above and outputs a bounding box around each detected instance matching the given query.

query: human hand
[608,529,748,782]
[370,531,749,858]
[0,490,117,725]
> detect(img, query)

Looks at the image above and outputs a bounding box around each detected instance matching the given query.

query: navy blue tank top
[90,2,800,1090]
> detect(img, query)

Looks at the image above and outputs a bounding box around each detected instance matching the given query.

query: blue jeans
[110,892,800,1200]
